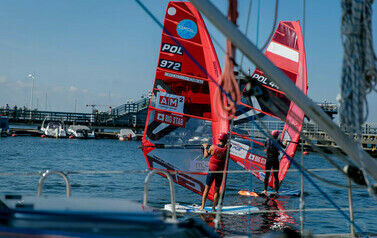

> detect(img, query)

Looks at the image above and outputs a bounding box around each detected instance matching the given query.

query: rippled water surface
[1,136,376,236]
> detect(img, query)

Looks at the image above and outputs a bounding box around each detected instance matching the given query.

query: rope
[239,0,253,69]
[214,0,241,120]
[249,120,366,235]
[259,0,279,52]
[134,1,370,234]
[340,0,377,202]
[255,0,260,46]
[339,0,377,137]
[247,108,256,235]
[0,168,341,177]
[214,114,234,228]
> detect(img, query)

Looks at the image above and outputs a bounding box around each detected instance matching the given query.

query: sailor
[13,105,17,119]
[4,104,9,116]
[200,132,229,212]
[262,130,286,196]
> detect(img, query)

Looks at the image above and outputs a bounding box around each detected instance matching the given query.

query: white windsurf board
[164,204,259,215]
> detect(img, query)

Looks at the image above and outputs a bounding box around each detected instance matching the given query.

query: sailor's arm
[202,143,213,158]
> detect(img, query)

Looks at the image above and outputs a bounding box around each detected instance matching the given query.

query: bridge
[236,120,377,157]
[317,101,338,119]
[0,97,150,130]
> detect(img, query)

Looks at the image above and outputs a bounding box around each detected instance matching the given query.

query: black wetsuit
[264,138,284,192]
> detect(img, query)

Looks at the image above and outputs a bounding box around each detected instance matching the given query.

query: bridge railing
[0,108,92,122]
[113,97,150,117]
[235,120,377,136]
[0,108,147,127]
[316,102,338,112]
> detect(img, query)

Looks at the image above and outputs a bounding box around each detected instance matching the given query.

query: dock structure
[0,97,149,130]
[317,101,338,119]
[2,99,377,156]
[236,120,377,157]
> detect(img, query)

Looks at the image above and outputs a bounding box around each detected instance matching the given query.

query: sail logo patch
[161,43,184,55]
[164,72,203,84]
[177,19,197,39]
[160,96,178,107]
[190,161,208,172]
[252,73,280,90]
[155,112,186,128]
[251,154,266,165]
[230,140,249,159]
[159,59,182,71]
[155,91,185,113]
[167,7,176,16]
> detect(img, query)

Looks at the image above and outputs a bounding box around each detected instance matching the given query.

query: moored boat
[0,115,9,137]
[40,117,67,138]
[67,124,95,139]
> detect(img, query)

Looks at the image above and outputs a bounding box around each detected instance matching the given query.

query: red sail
[141,2,228,201]
[230,21,307,189]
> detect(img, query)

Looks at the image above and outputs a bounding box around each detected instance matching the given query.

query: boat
[0,115,9,137]
[118,128,137,141]
[140,1,259,215]
[0,175,220,237]
[229,21,307,191]
[67,124,95,139]
[141,1,229,204]
[40,117,67,138]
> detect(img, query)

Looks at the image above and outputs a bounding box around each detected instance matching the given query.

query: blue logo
[177,19,197,39]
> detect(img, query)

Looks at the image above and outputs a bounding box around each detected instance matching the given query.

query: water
[1,136,377,236]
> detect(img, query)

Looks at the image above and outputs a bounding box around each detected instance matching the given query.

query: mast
[189,0,377,182]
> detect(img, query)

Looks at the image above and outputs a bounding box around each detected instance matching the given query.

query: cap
[218,132,228,142]
[271,130,280,137]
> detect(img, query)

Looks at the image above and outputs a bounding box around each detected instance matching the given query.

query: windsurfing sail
[141,1,228,201]
[230,21,307,189]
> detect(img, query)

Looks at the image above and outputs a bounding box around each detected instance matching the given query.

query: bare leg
[212,186,220,211]
[200,185,210,210]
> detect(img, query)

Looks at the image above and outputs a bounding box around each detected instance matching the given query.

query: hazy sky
[0,0,376,122]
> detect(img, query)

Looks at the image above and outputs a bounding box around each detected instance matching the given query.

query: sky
[0,0,376,122]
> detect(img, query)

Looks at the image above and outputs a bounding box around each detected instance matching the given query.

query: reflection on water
[258,197,297,232]
[200,214,225,237]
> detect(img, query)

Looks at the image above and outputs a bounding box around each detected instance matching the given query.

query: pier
[0,97,149,129]
[237,120,377,157]
[2,99,377,156]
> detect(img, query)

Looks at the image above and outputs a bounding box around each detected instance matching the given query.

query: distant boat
[118,128,137,141]
[0,115,9,137]
[40,117,67,138]
[67,125,95,139]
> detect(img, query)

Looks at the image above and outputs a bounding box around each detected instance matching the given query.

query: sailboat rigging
[230,21,307,190]
[141,1,228,202]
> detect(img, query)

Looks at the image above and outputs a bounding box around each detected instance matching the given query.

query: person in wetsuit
[262,130,286,195]
[200,132,229,211]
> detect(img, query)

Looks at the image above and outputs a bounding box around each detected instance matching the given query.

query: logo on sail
[154,111,186,128]
[177,19,197,39]
[155,92,185,113]
[161,43,184,55]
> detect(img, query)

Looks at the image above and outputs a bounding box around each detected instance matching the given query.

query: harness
[265,138,280,158]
